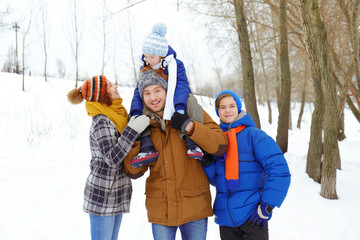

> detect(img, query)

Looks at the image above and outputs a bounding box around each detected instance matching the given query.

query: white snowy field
[0,72,359,240]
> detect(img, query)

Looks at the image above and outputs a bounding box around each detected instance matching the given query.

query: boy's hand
[248,201,274,227]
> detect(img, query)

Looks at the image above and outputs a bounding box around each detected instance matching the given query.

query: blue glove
[249,201,274,227]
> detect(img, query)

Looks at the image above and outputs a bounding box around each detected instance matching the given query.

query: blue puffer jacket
[203,90,291,227]
[130,46,191,116]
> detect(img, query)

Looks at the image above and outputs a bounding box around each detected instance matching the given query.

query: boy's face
[144,54,161,67]
[218,96,238,124]
[143,84,167,117]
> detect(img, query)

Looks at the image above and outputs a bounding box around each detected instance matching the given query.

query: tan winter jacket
[124,110,228,226]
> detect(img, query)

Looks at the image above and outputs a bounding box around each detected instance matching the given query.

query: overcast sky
[0,0,214,88]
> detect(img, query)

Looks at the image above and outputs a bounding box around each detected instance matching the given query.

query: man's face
[143,85,167,117]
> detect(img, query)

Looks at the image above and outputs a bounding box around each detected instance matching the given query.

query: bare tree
[67,0,83,87]
[309,0,339,199]
[0,6,10,31]
[351,0,360,90]
[13,23,20,74]
[98,0,111,75]
[56,58,66,79]
[233,0,261,128]
[276,0,292,153]
[39,0,49,82]
[298,0,324,183]
[248,2,273,124]
[253,21,272,124]
[297,53,308,129]
[112,26,119,85]
[2,46,16,73]
[270,8,282,112]
[21,21,31,91]
[107,0,144,85]
[126,10,138,83]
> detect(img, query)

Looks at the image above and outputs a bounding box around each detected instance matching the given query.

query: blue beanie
[142,23,169,57]
[215,90,242,117]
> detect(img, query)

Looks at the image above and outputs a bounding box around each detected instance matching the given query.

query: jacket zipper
[227,191,239,227]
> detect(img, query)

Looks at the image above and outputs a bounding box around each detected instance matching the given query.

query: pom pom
[152,22,167,37]
[67,88,84,104]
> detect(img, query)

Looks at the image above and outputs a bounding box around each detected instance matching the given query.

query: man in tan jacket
[124,69,228,240]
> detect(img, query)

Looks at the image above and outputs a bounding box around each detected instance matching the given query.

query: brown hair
[100,91,112,106]
[215,93,233,109]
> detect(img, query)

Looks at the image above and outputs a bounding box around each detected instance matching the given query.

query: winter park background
[0,72,359,240]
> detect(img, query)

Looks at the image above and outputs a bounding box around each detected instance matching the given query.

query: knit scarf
[163,54,177,120]
[224,125,246,189]
[86,99,128,133]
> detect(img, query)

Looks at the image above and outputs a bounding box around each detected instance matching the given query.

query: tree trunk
[297,56,308,129]
[352,0,360,90]
[270,8,281,113]
[44,50,48,82]
[22,44,25,92]
[276,0,292,153]
[346,94,360,122]
[128,12,138,84]
[338,106,346,141]
[102,19,106,76]
[75,53,79,88]
[233,0,261,129]
[309,0,339,199]
[332,60,353,141]
[253,19,272,124]
[298,0,324,183]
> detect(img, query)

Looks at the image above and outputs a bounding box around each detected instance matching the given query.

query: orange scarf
[224,125,246,189]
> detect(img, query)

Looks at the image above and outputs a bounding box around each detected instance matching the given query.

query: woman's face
[218,96,238,124]
[144,54,161,67]
[107,81,120,101]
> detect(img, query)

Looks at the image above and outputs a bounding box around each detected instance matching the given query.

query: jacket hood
[166,45,177,58]
[215,90,243,118]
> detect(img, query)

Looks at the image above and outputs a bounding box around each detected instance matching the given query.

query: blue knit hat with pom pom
[142,22,169,57]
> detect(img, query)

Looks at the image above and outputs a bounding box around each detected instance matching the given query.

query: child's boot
[130,135,159,168]
[184,136,204,160]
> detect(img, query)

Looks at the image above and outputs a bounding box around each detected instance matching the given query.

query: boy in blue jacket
[203,90,291,240]
[129,22,204,168]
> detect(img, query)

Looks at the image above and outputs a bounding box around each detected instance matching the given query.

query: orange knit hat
[80,76,107,102]
[67,76,107,104]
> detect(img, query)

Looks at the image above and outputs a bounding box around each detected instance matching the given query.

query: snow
[0,72,359,239]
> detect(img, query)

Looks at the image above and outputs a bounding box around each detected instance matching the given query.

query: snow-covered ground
[0,72,359,239]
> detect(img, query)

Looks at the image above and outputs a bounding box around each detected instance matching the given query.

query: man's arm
[122,143,148,179]
[186,110,228,156]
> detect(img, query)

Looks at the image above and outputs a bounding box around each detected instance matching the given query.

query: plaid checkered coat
[83,114,139,216]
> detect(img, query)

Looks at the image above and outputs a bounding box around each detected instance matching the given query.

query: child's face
[218,96,238,124]
[144,54,161,67]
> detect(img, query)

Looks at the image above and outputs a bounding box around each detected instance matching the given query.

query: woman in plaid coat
[67,76,150,240]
